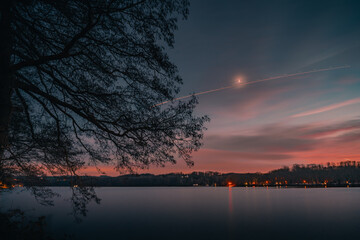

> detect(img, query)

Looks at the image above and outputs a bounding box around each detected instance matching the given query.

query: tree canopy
[0,0,208,184]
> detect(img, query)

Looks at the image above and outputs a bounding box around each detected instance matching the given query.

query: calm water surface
[1,187,360,240]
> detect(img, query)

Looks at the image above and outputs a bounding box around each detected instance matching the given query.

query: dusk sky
[86,0,360,175]
[6,2,360,239]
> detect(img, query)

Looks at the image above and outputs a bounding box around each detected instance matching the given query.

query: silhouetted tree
[0,0,208,184]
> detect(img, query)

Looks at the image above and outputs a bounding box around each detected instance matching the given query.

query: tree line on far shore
[10,161,360,187]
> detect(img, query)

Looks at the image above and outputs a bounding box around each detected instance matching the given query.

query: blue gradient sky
[86,0,360,175]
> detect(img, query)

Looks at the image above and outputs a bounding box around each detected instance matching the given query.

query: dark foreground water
[1,187,360,240]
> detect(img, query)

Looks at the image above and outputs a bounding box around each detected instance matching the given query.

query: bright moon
[234,75,246,88]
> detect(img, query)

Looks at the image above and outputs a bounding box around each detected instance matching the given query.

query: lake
[1,187,360,240]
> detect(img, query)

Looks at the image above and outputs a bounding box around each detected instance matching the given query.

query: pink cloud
[291,97,360,118]
[212,86,293,121]
[304,126,358,138]
[338,77,360,85]
[79,118,360,176]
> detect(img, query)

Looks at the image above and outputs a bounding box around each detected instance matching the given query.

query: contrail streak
[154,65,350,107]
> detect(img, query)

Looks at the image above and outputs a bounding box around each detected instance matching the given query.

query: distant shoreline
[3,185,360,189]
[4,161,360,189]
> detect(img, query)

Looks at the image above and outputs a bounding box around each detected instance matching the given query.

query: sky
[86,0,360,175]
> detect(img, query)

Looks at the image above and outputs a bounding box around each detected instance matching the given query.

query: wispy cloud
[204,118,360,154]
[205,134,316,153]
[291,97,360,118]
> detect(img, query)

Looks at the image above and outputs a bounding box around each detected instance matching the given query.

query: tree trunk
[0,1,13,159]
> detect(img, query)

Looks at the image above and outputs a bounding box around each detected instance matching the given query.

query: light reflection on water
[1,187,360,240]
[228,186,233,214]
